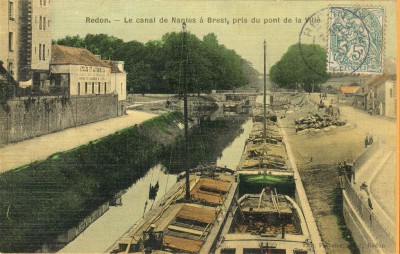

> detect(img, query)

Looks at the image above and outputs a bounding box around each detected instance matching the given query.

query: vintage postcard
[0,0,398,253]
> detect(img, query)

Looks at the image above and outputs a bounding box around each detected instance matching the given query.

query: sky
[52,0,397,73]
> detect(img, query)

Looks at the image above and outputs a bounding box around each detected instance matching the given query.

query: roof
[163,235,203,253]
[339,86,360,94]
[51,45,110,67]
[103,60,124,73]
[367,74,396,87]
[190,178,231,205]
[176,205,217,224]
[353,86,368,96]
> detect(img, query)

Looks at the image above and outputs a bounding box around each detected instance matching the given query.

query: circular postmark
[299,7,371,76]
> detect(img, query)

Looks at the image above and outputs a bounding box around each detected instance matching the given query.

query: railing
[343,177,395,252]
[342,141,395,253]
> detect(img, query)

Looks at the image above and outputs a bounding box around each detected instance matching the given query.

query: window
[92,82,95,94]
[221,249,236,254]
[34,47,37,54]
[78,82,80,95]
[390,88,393,98]
[8,1,14,20]
[43,17,46,30]
[85,82,88,94]
[104,82,107,94]
[39,16,42,30]
[98,82,101,94]
[8,32,13,51]
[39,44,42,60]
[44,0,46,6]
[43,44,46,60]
[40,0,42,6]
[8,62,14,75]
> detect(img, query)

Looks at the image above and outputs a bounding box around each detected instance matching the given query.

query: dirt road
[279,95,365,254]
[309,93,396,233]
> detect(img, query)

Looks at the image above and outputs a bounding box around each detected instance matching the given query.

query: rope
[164,140,175,197]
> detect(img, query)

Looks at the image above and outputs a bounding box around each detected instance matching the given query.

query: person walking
[368,197,373,210]
[369,135,374,145]
[365,135,369,148]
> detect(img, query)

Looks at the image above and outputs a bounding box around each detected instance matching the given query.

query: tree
[54,33,259,94]
[270,44,329,92]
[54,35,85,48]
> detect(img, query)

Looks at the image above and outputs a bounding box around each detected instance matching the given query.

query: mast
[182,22,190,201]
[263,40,267,191]
[263,40,267,140]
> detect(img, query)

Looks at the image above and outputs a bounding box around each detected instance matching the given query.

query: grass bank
[0,112,183,252]
[333,187,361,254]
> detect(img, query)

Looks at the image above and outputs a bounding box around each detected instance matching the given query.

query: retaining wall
[39,202,110,252]
[342,142,395,253]
[0,94,118,144]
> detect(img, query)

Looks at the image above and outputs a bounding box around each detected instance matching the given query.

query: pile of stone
[295,114,346,132]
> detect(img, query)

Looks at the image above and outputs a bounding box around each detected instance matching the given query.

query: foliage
[0,112,181,252]
[0,61,17,109]
[0,81,14,112]
[54,33,259,93]
[332,187,360,254]
[269,44,330,92]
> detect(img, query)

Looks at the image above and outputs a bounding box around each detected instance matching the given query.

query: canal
[59,113,254,253]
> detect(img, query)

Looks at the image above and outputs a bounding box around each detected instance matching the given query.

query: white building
[353,74,396,118]
[50,45,127,115]
[105,60,127,115]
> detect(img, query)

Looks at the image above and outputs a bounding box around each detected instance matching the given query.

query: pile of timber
[295,114,346,131]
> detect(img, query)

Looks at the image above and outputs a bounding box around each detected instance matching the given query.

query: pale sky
[52,0,397,72]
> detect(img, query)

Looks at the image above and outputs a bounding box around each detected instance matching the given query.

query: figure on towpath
[368,135,374,145]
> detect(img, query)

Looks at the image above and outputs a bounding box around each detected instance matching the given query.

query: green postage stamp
[328,7,384,74]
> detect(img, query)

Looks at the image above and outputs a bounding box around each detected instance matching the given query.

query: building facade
[0,0,52,85]
[353,74,396,118]
[338,85,360,100]
[105,60,127,116]
[0,0,21,80]
[51,45,127,115]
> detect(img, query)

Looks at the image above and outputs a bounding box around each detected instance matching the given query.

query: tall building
[0,0,52,85]
[0,0,20,80]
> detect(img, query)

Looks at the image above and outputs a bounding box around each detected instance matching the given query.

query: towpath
[309,93,396,235]
[0,110,157,174]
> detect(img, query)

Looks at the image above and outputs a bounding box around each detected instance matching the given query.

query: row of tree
[54,33,259,94]
[269,44,330,92]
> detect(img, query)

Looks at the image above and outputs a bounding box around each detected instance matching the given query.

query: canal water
[59,115,254,253]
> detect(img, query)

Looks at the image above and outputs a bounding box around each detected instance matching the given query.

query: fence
[342,141,395,253]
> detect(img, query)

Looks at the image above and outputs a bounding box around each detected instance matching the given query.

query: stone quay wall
[0,94,118,144]
[342,142,395,254]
